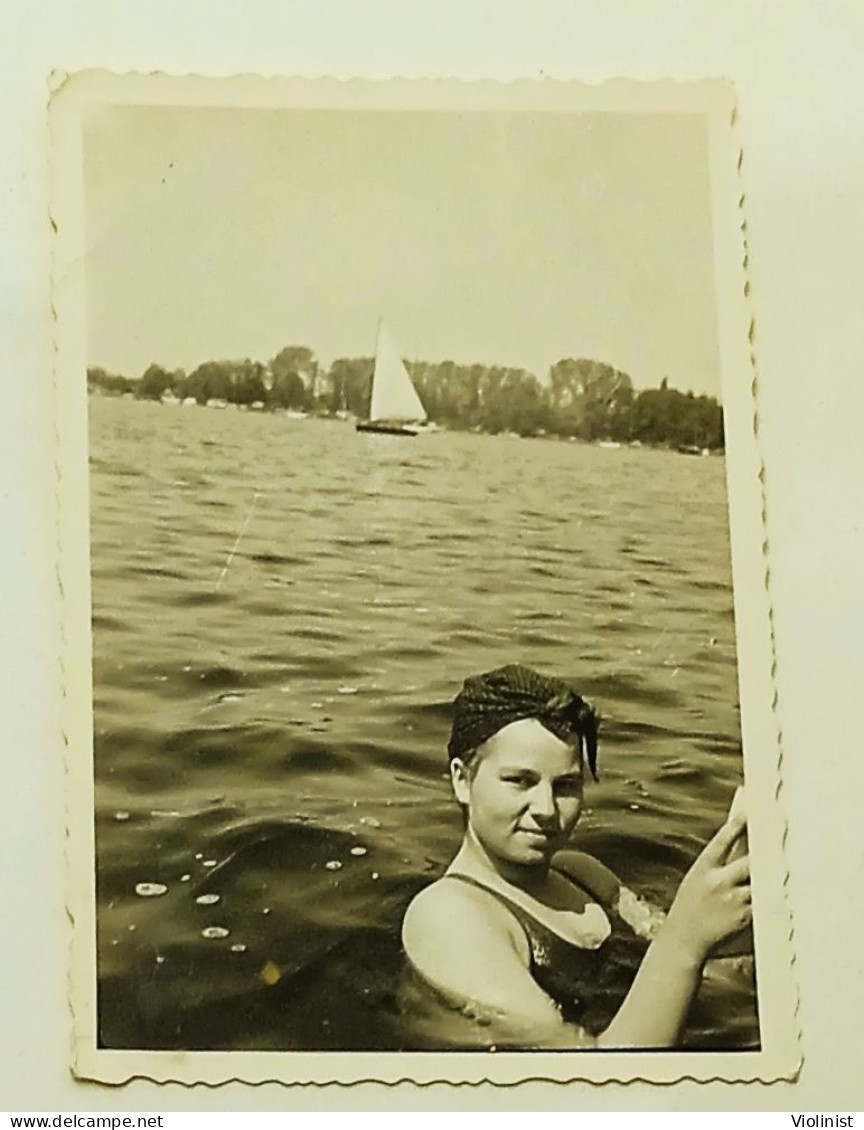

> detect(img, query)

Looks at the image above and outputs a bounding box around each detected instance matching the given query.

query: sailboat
[356,320,432,436]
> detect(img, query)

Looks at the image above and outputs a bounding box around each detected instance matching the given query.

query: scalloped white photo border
[51,70,799,1086]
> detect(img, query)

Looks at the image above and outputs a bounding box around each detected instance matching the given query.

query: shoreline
[88,389,724,456]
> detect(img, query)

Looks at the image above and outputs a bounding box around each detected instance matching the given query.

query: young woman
[401,663,751,1048]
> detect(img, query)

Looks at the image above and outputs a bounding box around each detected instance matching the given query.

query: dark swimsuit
[443,868,614,1026]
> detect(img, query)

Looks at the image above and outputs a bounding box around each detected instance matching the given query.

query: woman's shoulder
[402,875,527,966]
[555,850,622,908]
[404,874,518,935]
[403,876,469,926]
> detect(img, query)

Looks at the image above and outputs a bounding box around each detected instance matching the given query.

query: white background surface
[2,0,862,1112]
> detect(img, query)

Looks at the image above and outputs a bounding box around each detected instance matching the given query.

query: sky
[84,104,721,395]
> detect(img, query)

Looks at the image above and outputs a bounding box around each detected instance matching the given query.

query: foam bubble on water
[180,874,191,882]
[350,846,367,857]
[195,893,221,906]
[135,882,168,898]
[155,955,166,965]
[203,860,217,868]
[217,693,243,704]
[114,811,131,822]
[338,686,359,695]
[629,803,641,811]
[194,853,203,860]
[359,816,381,828]
[262,907,271,915]
[324,860,342,871]
[201,926,230,940]
[150,809,181,818]
[230,943,247,953]
[128,924,136,932]
[371,872,380,881]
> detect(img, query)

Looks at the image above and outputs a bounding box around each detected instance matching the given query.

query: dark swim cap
[447,663,599,780]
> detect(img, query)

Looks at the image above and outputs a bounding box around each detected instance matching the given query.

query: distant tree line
[87,345,724,451]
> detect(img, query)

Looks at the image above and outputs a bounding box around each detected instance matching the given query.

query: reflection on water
[91,397,757,1050]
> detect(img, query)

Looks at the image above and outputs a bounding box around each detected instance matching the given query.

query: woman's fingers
[702,814,747,865]
[720,854,750,885]
[730,884,752,926]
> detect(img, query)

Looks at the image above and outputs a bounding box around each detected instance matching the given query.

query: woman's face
[451,717,584,869]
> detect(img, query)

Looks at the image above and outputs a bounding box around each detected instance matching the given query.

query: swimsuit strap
[444,871,558,959]
[446,865,607,910]
[444,869,607,952]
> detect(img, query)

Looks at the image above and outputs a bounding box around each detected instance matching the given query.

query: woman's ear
[450,757,472,807]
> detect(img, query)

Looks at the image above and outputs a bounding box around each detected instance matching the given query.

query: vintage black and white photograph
[52,74,797,1085]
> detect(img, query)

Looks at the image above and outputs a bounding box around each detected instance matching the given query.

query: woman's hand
[663,814,751,966]
[597,814,750,1049]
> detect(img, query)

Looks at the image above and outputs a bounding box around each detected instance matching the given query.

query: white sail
[369,321,426,422]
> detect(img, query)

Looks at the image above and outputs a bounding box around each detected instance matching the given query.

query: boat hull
[356,422,419,436]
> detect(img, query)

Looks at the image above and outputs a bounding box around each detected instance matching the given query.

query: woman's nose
[528,783,558,822]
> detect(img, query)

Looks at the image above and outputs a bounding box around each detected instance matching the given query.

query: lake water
[90,395,758,1051]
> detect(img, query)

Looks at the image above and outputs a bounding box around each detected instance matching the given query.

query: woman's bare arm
[598,817,751,1048]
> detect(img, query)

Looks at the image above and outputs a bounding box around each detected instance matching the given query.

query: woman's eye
[502,774,532,787]
[554,779,582,795]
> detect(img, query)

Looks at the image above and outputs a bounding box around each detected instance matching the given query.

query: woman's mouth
[517,828,554,842]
